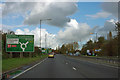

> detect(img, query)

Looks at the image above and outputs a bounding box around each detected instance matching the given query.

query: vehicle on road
[68,53,73,56]
[48,53,54,58]
[74,52,80,56]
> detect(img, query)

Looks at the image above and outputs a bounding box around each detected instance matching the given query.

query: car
[48,53,54,58]
[68,53,72,56]
[75,52,80,56]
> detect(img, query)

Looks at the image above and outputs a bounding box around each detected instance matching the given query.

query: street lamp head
[47,19,52,20]
[40,19,52,21]
[90,33,94,34]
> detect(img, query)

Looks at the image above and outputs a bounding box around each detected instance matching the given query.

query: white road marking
[73,67,77,70]
[12,58,47,79]
[66,63,68,64]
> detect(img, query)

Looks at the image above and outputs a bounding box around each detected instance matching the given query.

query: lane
[16,54,118,78]
[64,55,118,78]
[17,54,84,78]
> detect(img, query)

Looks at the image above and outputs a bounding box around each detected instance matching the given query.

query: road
[16,54,118,78]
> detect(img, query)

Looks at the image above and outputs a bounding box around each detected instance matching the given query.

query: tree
[115,22,120,56]
[2,33,9,59]
[86,40,94,50]
[73,42,79,50]
[60,44,66,54]
[97,37,105,48]
[100,22,119,56]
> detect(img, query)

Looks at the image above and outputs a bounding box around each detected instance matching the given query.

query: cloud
[0,24,23,33]
[3,0,120,2]
[97,19,117,37]
[86,11,111,19]
[14,19,117,49]
[2,2,35,17]
[0,24,23,31]
[56,19,98,44]
[56,19,117,44]
[3,2,78,27]
[101,2,118,18]
[15,27,58,49]
[86,2,118,19]
[4,0,78,2]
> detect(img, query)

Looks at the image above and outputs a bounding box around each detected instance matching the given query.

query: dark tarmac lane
[17,54,118,78]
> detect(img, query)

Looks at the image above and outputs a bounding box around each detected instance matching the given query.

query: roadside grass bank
[2,54,48,73]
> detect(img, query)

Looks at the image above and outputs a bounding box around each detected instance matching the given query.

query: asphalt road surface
[17,54,118,78]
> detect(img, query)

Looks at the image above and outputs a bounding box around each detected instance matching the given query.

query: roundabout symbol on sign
[19,41,29,51]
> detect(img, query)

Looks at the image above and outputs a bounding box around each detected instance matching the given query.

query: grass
[2,54,48,72]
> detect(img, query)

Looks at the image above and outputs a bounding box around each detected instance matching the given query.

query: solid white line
[73,67,77,70]
[12,58,47,79]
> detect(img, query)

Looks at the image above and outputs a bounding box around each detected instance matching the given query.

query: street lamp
[39,19,52,50]
[48,33,53,48]
[90,32,98,42]
[45,33,47,48]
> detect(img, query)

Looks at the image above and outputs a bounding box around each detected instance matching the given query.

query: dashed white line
[12,58,47,79]
[73,67,77,70]
[66,63,68,64]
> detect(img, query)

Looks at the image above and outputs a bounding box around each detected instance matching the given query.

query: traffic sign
[6,35,34,52]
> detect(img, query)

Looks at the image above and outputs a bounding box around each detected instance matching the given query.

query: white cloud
[3,2,78,27]
[3,0,120,2]
[86,2,118,19]
[4,0,79,2]
[0,24,24,32]
[0,24,23,33]
[56,19,98,44]
[2,2,35,17]
[101,2,118,18]
[86,11,111,19]
[97,19,117,37]
[56,18,117,44]
[15,27,58,49]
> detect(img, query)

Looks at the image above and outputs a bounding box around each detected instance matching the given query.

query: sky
[0,0,119,49]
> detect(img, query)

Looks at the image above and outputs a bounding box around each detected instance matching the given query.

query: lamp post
[48,33,53,48]
[45,33,47,48]
[39,19,52,50]
[90,32,98,42]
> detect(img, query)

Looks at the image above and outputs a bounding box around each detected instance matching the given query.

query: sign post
[9,52,13,58]
[20,52,23,58]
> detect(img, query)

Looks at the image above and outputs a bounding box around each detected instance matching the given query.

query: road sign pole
[20,52,23,58]
[29,52,32,57]
[9,52,12,58]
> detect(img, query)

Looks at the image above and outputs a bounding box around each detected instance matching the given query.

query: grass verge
[2,54,48,72]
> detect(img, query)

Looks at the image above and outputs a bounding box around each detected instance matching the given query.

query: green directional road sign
[6,35,34,52]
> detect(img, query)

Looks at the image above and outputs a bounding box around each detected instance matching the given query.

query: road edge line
[11,58,47,79]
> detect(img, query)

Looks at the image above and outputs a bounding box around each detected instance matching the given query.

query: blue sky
[70,2,113,27]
